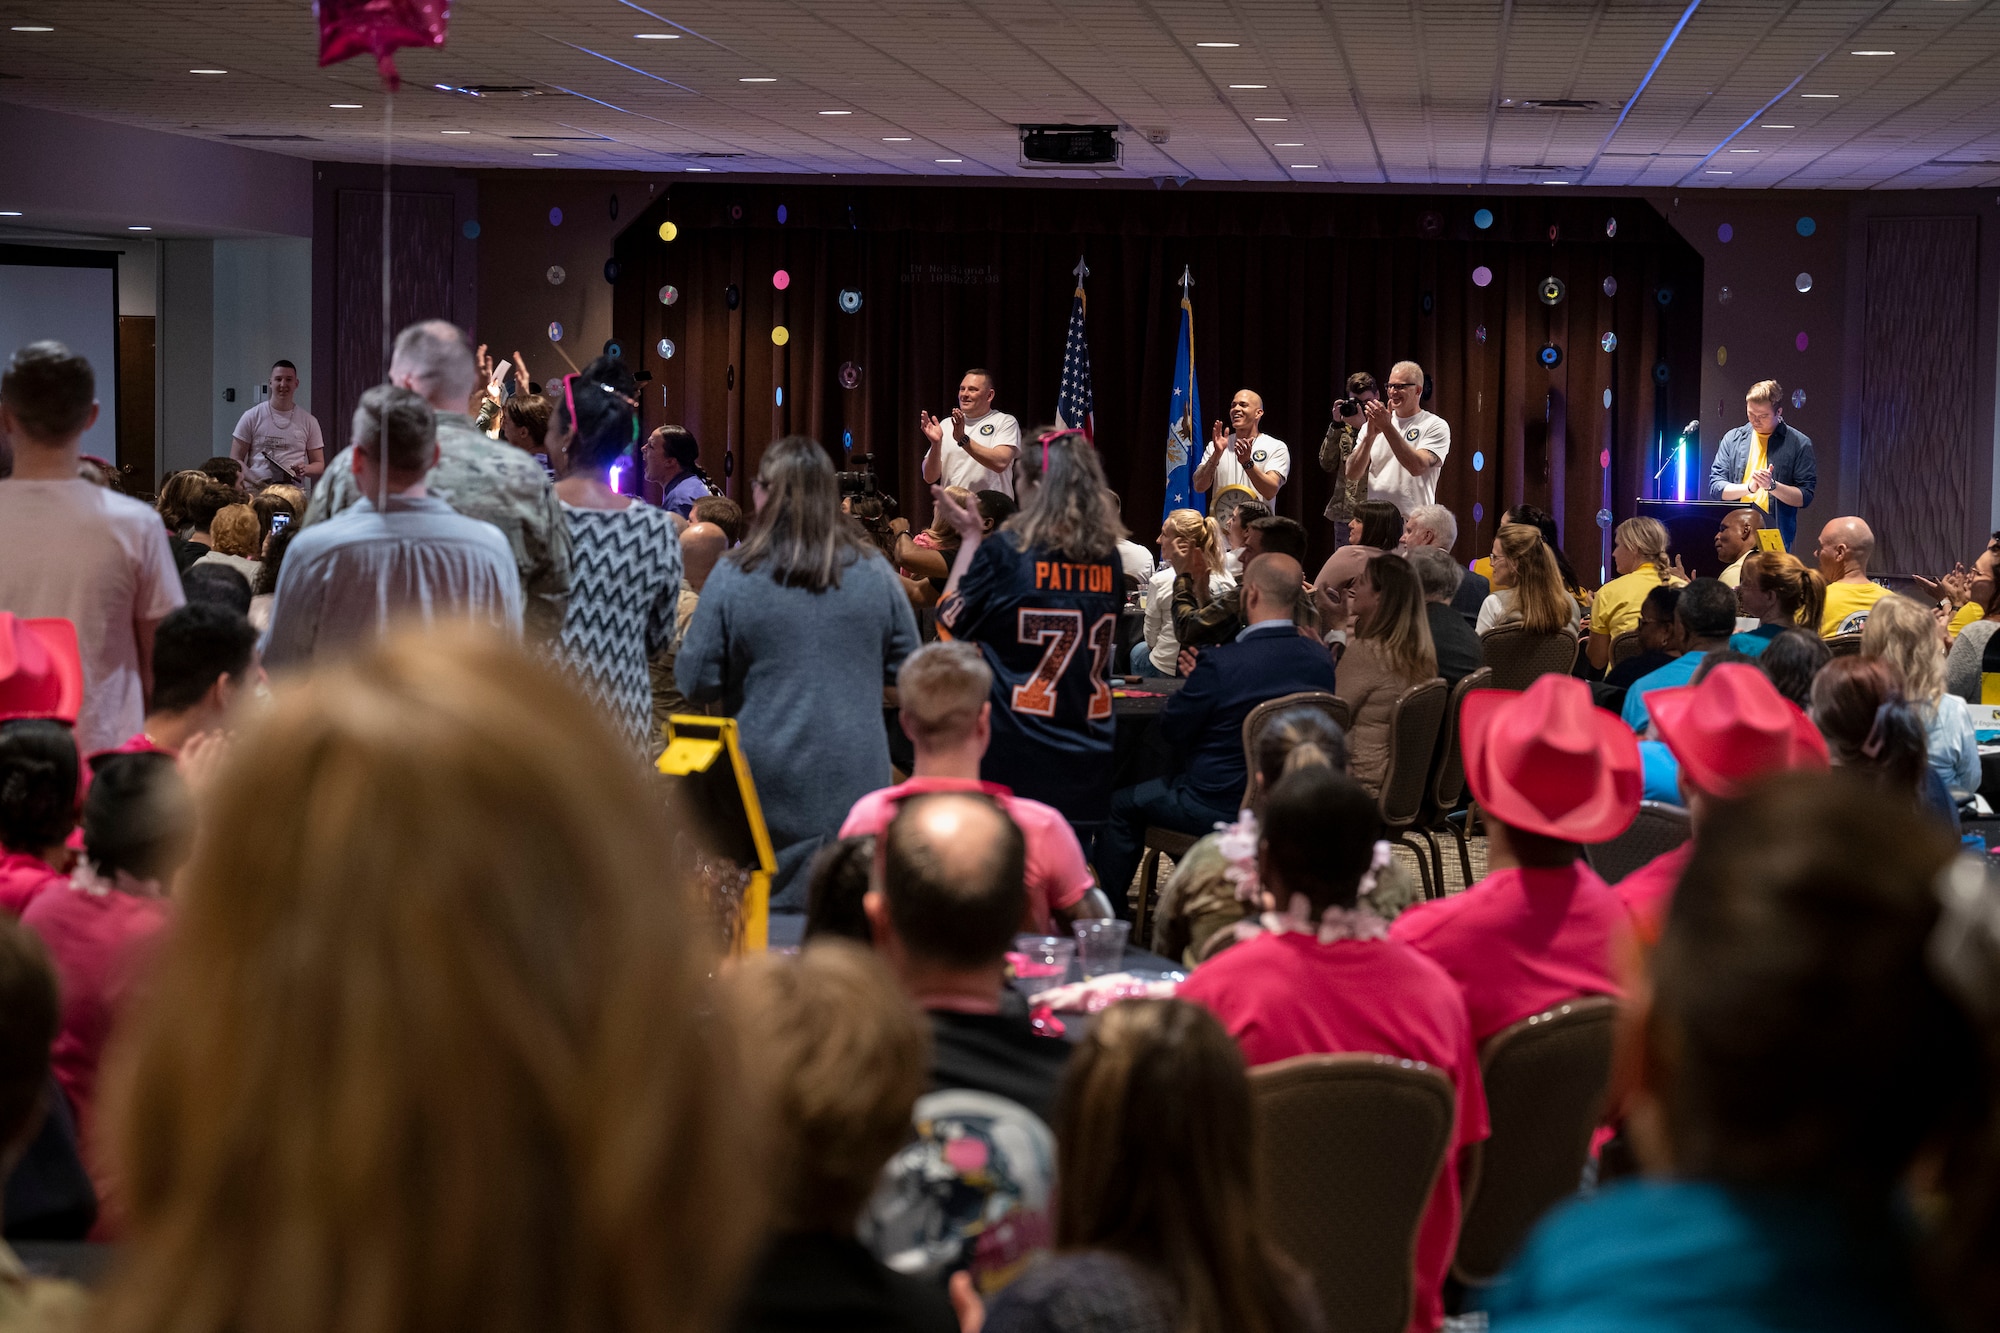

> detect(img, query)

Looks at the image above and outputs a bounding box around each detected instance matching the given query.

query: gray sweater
[675,549,919,909]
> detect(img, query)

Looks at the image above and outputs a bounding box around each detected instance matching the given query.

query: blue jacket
[1485,1179,1932,1333]
[1707,421,1817,548]
[1159,623,1338,809]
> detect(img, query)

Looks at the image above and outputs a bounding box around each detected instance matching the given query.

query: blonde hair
[1741,552,1826,630]
[155,470,210,533]
[261,483,308,515]
[1356,553,1437,685]
[1615,516,1674,579]
[209,504,261,558]
[1747,379,1784,407]
[1861,593,1945,704]
[96,628,760,1333]
[1495,523,1571,634]
[925,486,973,542]
[895,641,992,747]
[723,941,929,1231]
[1163,508,1226,577]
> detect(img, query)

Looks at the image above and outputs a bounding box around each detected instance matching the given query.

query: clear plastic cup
[1010,934,1076,997]
[1071,919,1131,978]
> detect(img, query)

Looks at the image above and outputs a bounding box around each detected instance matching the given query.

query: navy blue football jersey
[938,533,1123,824]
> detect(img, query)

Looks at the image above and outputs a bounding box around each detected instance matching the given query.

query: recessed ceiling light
[1762,123,1795,128]
[1195,42,1240,47]
[10,25,53,31]
[1274,142,1304,147]
[329,102,363,108]
[128,225,152,230]
[1290,164,1319,169]
[189,68,227,74]
[1542,180,1570,185]
[634,32,680,39]
[936,158,962,163]
[1729,148,1759,153]
[687,166,712,171]
[819,110,851,115]
[532,152,559,157]
[1801,93,1839,98]
[1254,117,1287,122]
[1850,49,1895,55]
[1706,169,1733,174]
[1229,84,1267,89]
[883,136,912,141]
[441,129,471,134]
[0,211,21,217]
[739,77,776,82]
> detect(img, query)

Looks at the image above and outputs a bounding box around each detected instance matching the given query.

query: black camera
[837,450,877,499]
[1334,398,1362,419]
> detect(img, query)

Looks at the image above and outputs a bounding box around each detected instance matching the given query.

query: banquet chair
[1415,667,1491,892]
[1251,1053,1457,1333]
[1238,690,1349,809]
[1453,997,1618,1286]
[1132,826,1197,944]
[1379,678,1449,900]
[1582,800,1691,884]
[1826,631,1864,658]
[1479,627,1581,693]
[1606,630,1644,669]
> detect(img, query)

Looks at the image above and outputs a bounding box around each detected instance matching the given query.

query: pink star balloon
[315,0,450,91]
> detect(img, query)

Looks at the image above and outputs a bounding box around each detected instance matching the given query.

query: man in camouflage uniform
[1318,370,1379,543]
[305,319,570,642]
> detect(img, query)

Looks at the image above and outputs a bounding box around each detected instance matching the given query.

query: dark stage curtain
[613,185,1702,582]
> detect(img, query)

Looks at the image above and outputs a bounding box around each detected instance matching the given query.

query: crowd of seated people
[15,318,2000,1333]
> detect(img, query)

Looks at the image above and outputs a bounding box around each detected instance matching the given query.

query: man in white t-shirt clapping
[920,368,1019,498]
[1193,389,1289,504]
[1346,360,1450,515]
[230,359,325,491]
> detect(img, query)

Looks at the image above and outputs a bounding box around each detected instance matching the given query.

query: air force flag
[1163,266,1202,519]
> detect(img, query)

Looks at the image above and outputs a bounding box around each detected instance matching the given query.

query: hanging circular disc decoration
[1473,207,1494,229]
[1420,291,1435,314]
[604,341,623,360]
[547,321,564,342]
[777,204,789,224]
[726,365,735,390]
[549,207,563,227]
[725,284,740,310]
[1718,285,1733,305]
[1796,331,1809,351]
[1548,224,1560,242]
[1603,388,1613,408]
[462,220,481,239]
[1792,388,1807,409]
[839,361,862,389]
[1795,272,1813,293]
[1539,275,1566,306]
[657,338,676,359]
[1653,361,1670,383]
[1538,342,1564,369]
[730,204,744,221]
[1605,217,1618,238]
[1597,509,1614,530]
[659,284,679,305]
[608,194,620,221]
[1600,332,1618,352]
[1473,502,1484,523]
[1656,285,1674,306]
[1797,216,1816,237]
[838,288,863,313]
[771,325,790,346]
[724,451,735,477]
[1475,324,1488,344]
[1602,276,1618,297]
[1600,449,1611,470]
[1471,266,1493,287]
[1418,210,1443,238]
[546,265,566,285]
[772,269,790,290]
[658,221,678,242]
[603,259,621,283]
[1717,346,1728,366]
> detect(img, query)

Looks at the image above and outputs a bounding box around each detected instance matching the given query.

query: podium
[1634,499,1742,580]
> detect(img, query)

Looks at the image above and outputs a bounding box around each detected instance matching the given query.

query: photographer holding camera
[1319,372,1378,542]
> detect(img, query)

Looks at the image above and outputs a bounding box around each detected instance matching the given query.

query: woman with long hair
[1731,551,1827,656]
[1335,554,1438,795]
[978,999,1322,1333]
[934,428,1125,831]
[642,424,718,518]
[1311,499,1403,620]
[94,628,760,1333]
[1586,516,1683,671]
[1862,593,1979,801]
[1140,508,1232,678]
[1477,522,1581,636]
[678,436,918,906]
[1488,772,2000,1332]
[1809,655,1955,827]
[545,356,684,756]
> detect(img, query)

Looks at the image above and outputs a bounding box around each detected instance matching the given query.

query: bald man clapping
[1193,388,1289,503]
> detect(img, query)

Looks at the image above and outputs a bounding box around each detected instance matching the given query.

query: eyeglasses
[1385,382,1418,392]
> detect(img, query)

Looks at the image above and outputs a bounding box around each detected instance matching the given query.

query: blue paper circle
[1797,216,1816,237]
[549,207,563,227]
[1603,388,1613,408]
[1473,208,1494,229]
[1472,451,1485,472]
[777,204,789,224]
[603,259,621,283]
[843,430,854,450]
[462,220,481,239]
[1717,222,1733,243]
[775,387,784,406]
[1473,502,1485,523]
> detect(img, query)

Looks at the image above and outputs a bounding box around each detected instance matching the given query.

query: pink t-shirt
[21,882,170,1149]
[0,850,64,917]
[1179,931,1488,1333]
[0,479,184,754]
[1390,862,1630,1043]
[840,777,1094,932]
[1614,842,1693,947]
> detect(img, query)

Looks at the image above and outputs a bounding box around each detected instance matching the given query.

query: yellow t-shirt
[1820,579,1891,637]
[1719,552,1748,588]
[1590,564,1670,639]
[1950,601,1985,637]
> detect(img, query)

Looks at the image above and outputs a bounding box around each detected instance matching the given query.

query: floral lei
[1217,809,1392,945]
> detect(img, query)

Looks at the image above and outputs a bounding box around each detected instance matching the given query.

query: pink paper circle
[1471,265,1493,287]
[1795,331,1809,351]
[772,269,790,290]
[1600,449,1611,469]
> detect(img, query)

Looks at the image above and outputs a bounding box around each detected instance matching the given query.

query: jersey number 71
[1012,610,1116,721]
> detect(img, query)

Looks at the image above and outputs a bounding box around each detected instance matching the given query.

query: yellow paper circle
[1716,345,1728,366]
[772,325,790,346]
[658,221,678,242]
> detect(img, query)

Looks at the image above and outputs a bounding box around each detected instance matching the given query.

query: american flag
[1054,257,1094,440]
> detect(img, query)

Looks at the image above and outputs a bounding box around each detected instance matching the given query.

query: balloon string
[379,89,393,513]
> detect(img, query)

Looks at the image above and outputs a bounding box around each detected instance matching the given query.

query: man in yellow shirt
[1708,379,1817,551]
[1714,507,1762,588]
[1815,516,1890,636]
